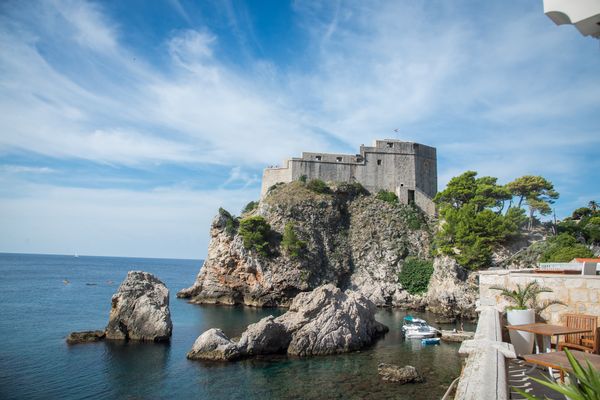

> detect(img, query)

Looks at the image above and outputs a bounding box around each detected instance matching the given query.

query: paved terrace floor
[508,359,565,400]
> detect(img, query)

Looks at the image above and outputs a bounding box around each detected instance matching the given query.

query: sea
[0,253,471,400]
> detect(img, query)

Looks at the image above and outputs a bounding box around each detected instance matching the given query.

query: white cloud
[0,180,257,259]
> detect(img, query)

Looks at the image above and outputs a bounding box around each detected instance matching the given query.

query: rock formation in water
[187,285,388,361]
[105,271,172,342]
[378,363,424,384]
[66,330,106,344]
[68,271,172,343]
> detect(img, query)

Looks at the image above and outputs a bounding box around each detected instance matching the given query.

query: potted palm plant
[490,282,564,356]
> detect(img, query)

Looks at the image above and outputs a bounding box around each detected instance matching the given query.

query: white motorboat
[402,315,439,339]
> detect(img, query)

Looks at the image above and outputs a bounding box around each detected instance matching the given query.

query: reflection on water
[0,254,473,400]
[103,341,170,398]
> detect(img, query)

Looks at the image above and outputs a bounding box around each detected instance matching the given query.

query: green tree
[281,222,307,259]
[238,216,273,257]
[540,233,594,262]
[572,207,592,220]
[434,171,523,270]
[434,171,510,212]
[584,216,600,244]
[588,200,598,213]
[506,175,559,229]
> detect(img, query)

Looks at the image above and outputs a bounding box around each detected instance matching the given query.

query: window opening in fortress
[315,155,322,161]
[336,157,342,162]
[377,159,382,165]
[387,142,393,148]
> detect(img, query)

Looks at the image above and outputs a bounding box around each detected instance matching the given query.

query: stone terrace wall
[479,270,600,325]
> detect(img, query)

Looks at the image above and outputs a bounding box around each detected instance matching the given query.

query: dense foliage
[539,233,594,262]
[238,216,274,257]
[281,222,307,259]
[434,171,529,270]
[557,202,600,245]
[219,207,239,236]
[398,257,434,295]
[241,201,258,214]
[375,190,398,205]
[306,179,331,194]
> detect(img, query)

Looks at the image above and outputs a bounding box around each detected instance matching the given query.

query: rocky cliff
[178,182,477,318]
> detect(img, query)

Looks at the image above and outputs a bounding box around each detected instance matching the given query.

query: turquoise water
[0,253,470,399]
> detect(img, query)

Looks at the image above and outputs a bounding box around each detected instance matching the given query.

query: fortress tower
[261,139,437,215]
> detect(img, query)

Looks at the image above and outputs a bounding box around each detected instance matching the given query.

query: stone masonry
[479,270,600,325]
[261,139,437,215]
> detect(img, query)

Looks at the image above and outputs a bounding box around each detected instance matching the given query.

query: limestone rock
[66,330,105,344]
[425,256,478,319]
[178,183,433,310]
[187,285,388,361]
[105,271,172,342]
[440,330,475,343]
[237,316,290,356]
[281,285,388,356]
[187,328,241,361]
[378,363,424,384]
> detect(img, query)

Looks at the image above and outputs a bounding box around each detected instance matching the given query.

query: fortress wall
[259,140,437,215]
[261,164,293,196]
[414,146,437,198]
[289,160,357,183]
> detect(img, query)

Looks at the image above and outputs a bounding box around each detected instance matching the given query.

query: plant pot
[507,309,535,356]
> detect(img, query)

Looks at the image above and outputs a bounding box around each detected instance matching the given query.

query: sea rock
[378,363,424,384]
[281,285,388,356]
[66,330,105,344]
[424,256,478,320]
[187,285,388,361]
[105,271,172,342]
[237,316,290,356]
[187,328,241,361]
[440,330,475,343]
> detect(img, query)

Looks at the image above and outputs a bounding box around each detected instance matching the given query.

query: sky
[0,0,599,259]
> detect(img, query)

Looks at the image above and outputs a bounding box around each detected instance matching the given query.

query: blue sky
[0,0,598,259]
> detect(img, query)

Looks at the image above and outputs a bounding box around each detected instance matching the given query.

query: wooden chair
[557,314,599,354]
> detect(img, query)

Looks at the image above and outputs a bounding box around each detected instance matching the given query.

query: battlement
[261,139,438,215]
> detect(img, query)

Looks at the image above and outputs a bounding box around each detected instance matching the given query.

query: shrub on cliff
[219,207,239,236]
[539,233,594,262]
[376,190,398,205]
[281,222,307,259]
[238,216,274,257]
[398,257,434,295]
[241,201,258,214]
[306,179,330,194]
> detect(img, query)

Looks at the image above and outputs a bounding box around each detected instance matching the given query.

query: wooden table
[507,323,592,353]
[523,350,600,381]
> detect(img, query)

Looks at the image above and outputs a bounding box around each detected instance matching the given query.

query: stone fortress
[261,139,437,215]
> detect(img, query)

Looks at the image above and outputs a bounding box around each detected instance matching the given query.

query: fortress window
[387,142,393,148]
[377,159,382,166]
[315,155,322,161]
[336,157,342,162]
